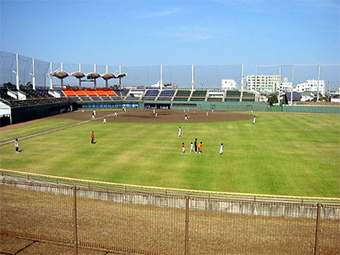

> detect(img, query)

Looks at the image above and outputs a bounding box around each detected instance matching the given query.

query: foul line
[14,240,37,255]
[0,113,117,146]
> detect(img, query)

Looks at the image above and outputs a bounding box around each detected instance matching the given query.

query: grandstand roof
[71,72,85,78]
[51,71,68,79]
[102,73,116,80]
[87,72,101,79]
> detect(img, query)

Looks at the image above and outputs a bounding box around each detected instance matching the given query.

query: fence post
[184,196,190,255]
[73,186,79,255]
[313,203,321,255]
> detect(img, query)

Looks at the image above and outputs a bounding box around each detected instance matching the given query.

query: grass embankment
[0,112,339,198]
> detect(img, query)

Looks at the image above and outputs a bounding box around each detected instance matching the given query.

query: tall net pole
[291,65,294,105]
[32,57,36,90]
[16,53,20,90]
[317,65,321,102]
[191,64,195,91]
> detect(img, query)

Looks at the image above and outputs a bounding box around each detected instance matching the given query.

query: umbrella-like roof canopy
[102,73,116,80]
[116,73,127,78]
[87,72,101,79]
[71,72,85,78]
[52,71,69,79]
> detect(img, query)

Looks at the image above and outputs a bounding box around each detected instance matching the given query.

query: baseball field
[0,109,339,198]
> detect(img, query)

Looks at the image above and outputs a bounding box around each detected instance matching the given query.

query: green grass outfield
[0,111,339,198]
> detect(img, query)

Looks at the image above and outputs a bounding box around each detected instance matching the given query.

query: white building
[221,79,237,90]
[277,78,293,93]
[330,93,340,103]
[295,80,325,95]
[246,75,281,93]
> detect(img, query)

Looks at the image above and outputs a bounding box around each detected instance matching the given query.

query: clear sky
[0,0,339,82]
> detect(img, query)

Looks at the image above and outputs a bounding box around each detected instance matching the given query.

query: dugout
[144,102,171,109]
[11,101,73,124]
[79,101,141,109]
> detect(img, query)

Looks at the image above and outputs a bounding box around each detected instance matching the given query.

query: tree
[268,94,278,106]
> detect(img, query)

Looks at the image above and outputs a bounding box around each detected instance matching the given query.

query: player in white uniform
[219,143,224,155]
[14,139,19,153]
[178,127,182,137]
[190,142,194,153]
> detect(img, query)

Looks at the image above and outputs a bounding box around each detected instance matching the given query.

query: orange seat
[85,88,97,96]
[75,89,87,96]
[63,89,77,96]
[103,89,117,96]
[96,89,108,96]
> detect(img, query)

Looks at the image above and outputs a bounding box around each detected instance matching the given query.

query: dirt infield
[52,109,252,123]
[0,109,252,133]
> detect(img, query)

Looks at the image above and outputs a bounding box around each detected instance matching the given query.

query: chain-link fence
[1,174,339,255]
[2,51,339,92]
[256,64,340,95]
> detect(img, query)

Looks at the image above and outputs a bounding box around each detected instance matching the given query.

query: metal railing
[1,169,340,255]
[1,169,339,204]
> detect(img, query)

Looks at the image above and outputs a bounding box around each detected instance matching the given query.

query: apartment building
[295,80,325,95]
[278,78,293,93]
[246,75,281,93]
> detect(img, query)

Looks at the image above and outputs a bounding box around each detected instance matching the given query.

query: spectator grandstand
[142,89,159,101]
[0,83,258,127]
[1,85,257,104]
[173,90,191,101]
[190,90,207,101]
[225,90,241,102]
[157,90,176,101]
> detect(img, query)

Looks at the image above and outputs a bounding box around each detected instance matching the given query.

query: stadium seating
[225,90,241,102]
[75,89,87,96]
[0,88,15,101]
[53,88,64,97]
[207,98,223,102]
[190,90,207,101]
[20,88,41,98]
[84,88,97,96]
[79,97,92,102]
[95,88,108,96]
[142,89,159,101]
[157,90,175,101]
[6,97,69,108]
[242,92,256,102]
[173,90,191,101]
[102,88,118,96]
[63,88,77,96]
[116,89,129,97]
[91,96,102,101]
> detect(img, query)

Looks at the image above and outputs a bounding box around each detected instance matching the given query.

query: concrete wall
[1,176,339,220]
[77,100,339,113]
[0,101,11,116]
